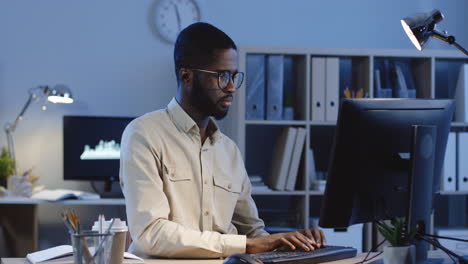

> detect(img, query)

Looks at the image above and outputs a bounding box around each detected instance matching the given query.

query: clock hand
[171,0,182,31]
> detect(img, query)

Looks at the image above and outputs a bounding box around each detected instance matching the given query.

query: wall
[0,0,467,249]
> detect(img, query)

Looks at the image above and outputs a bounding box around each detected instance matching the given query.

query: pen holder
[71,231,114,264]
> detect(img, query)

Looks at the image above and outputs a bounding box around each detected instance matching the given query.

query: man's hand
[246,228,326,254]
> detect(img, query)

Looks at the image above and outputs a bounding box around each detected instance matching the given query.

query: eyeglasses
[191,69,244,91]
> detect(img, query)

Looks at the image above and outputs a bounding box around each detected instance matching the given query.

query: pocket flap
[165,165,191,181]
[213,176,242,193]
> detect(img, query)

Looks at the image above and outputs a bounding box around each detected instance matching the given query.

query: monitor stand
[371,126,445,264]
[90,180,124,198]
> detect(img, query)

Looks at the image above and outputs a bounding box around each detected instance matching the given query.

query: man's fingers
[311,228,325,248]
[291,234,313,251]
[319,229,326,247]
[296,233,315,251]
[304,229,315,242]
[280,237,296,250]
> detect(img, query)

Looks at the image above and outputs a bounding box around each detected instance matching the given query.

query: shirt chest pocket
[164,165,192,182]
[213,176,242,194]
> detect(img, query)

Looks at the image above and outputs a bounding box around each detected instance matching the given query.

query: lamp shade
[47,84,74,104]
[401,9,444,51]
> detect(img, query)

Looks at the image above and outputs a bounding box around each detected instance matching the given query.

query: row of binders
[246,55,295,120]
[311,57,340,122]
[267,127,307,191]
[442,132,468,191]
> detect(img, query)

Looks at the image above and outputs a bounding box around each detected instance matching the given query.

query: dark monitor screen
[63,116,134,181]
[319,99,454,229]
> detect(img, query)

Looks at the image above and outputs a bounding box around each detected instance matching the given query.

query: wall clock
[152,0,201,44]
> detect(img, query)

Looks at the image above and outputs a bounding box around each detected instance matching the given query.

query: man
[120,22,325,258]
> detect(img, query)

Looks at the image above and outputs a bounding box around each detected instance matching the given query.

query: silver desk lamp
[4,84,74,176]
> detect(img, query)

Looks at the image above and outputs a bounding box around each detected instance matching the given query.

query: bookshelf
[222,46,468,238]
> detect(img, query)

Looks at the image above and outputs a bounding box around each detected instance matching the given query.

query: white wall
[0,0,467,248]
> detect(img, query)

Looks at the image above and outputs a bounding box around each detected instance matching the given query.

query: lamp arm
[3,86,49,176]
[416,233,468,264]
[432,30,468,56]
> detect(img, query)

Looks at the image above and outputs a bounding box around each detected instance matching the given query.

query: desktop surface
[0,253,380,264]
[2,251,461,264]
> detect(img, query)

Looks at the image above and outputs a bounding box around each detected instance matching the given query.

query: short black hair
[174,22,237,83]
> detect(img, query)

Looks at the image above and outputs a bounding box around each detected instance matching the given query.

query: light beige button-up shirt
[120,98,268,258]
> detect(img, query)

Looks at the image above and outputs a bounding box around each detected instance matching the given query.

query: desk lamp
[4,84,74,175]
[401,9,468,56]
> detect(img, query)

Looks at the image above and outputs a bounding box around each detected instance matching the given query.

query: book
[26,245,143,264]
[268,127,298,190]
[31,189,100,201]
[285,127,307,191]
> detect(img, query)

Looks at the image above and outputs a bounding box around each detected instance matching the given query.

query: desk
[0,253,380,264]
[0,198,125,257]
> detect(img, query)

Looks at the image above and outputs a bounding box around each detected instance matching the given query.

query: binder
[458,133,468,191]
[442,132,456,191]
[325,57,339,122]
[311,57,326,121]
[285,127,307,191]
[455,64,468,122]
[268,127,298,190]
[245,55,266,120]
[282,56,294,120]
[266,55,284,120]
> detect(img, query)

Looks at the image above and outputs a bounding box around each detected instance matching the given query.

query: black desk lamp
[401,9,468,56]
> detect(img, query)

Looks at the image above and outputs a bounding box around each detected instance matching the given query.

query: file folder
[442,132,456,191]
[311,57,326,121]
[266,55,284,120]
[325,57,339,122]
[246,55,266,120]
[455,64,468,122]
[458,132,468,191]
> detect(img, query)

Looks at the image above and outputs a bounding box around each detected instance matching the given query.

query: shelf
[245,120,307,126]
[439,191,468,195]
[234,46,468,230]
[451,122,468,128]
[252,191,307,196]
[309,191,325,196]
[310,121,337,126]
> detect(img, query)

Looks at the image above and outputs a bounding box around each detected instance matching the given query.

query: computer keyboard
[248,245,357,264]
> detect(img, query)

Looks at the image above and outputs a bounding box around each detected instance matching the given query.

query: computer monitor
[63,116,134,184]
[319,98,454,262]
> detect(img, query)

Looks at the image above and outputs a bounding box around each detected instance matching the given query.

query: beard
[191,75,231,120]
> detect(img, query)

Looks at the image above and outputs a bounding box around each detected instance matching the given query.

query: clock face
[153,0,201,44]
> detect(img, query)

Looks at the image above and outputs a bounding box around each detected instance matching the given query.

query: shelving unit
[223,46,468,241]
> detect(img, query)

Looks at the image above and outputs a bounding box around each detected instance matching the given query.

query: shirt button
[204,211,209,216]
[204,180,208,184]
[228,184,232,189]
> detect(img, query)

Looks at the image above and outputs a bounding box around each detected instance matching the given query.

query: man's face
[191,48,238,120]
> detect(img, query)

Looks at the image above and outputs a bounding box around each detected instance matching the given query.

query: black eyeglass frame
[191,68,244,91]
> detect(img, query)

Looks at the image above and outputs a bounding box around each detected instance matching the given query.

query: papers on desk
[26,245,144,264]
[31,189,100,201]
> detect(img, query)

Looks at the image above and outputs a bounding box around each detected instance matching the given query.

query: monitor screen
[63,116,134,181]
[319,98,454,228]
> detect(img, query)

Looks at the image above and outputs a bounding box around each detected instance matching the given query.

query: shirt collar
[167,98,223,144]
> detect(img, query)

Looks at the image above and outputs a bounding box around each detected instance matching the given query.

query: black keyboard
[248,245,357,264]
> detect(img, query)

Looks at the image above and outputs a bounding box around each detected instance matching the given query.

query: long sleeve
[119,119,246,258]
